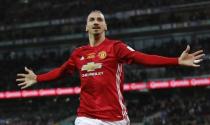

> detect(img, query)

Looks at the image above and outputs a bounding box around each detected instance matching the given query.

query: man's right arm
[16,56,76,89]
[37,58,75,82]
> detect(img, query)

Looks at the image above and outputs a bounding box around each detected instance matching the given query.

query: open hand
[16,67,37,89]
[178,45,205,67]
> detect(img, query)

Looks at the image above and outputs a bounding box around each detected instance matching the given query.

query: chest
[74,48,117,72]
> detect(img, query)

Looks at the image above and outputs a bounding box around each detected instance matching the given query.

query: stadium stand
[0,0,210,124]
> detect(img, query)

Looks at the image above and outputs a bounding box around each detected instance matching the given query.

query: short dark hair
[89,10,103,15]
[87,10,105,22]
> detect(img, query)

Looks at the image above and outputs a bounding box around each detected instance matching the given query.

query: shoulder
[71,45,89,55]
[105,38,126,47]
[108,38,128,49]
[108,38,135,52]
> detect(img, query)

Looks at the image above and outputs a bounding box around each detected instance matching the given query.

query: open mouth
[92,27,101,29]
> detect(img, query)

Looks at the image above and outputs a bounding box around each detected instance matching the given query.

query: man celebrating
[16,10,204,125]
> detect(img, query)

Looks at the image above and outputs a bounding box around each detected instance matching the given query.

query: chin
[93,31,101,35]
[89,30,103,36]
[93,33,100,36]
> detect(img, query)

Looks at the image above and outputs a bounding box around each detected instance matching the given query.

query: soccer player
[16,10,205,125]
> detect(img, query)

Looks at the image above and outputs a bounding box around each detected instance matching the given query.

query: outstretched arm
[114,42,204,67]
[36,60,75,82]
[16,58,75,89]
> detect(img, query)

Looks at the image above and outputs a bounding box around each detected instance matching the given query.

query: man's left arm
[114,42,205,67]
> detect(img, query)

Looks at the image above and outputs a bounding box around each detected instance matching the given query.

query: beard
[92,29,102,36]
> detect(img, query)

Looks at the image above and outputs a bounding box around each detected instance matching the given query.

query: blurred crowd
[0,0,210,39]
[0,0,210,125]
[1,0,210,23]
[0,96,78,125]
[0,87,209,125]
[127,87,210,125]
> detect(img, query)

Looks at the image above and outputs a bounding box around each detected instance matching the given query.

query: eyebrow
[97,17,103,20]
[89,17,94,20]
[88,17,104,21]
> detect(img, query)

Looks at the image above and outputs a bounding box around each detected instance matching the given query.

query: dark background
[0,0,210,124]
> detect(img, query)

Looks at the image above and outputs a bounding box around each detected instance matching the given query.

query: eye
[97,17,103,22]
[89,18,95,22]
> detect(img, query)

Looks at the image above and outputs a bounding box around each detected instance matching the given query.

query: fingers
[16,67,35,89]
[21,84,31,89]
[192,64,200,67]
[192,58,203,67]
[185,45,190,53]
[17,74,26,77]
[194,54,205,60]
[193,59,203,64]
[17,82,27,86]
[18,82,31,89]
[25,67,31,73]
[16,78,25,82]
[192,50,204,56]
[17,67,33,79]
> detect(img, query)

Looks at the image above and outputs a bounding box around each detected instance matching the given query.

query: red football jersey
[37,38,178,121]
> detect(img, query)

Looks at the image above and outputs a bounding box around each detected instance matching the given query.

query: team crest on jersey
[81,62,102,72]
[98,51,107,59]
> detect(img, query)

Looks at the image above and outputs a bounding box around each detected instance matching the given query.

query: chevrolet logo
[81,62,102,72]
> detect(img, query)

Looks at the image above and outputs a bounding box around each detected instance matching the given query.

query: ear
[85,25,88,32]
[104,23,107,31]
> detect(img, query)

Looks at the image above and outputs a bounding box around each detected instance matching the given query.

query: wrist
[34,74,38,83]
[178,57,182,65]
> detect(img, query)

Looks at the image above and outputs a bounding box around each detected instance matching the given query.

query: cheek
[101,24,107,29]
[102,26,107,30]
[86,25,91,31]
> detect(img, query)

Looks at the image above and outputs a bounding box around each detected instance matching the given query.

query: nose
[93,23,99,26]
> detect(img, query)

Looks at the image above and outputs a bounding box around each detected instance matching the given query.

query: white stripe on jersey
[127,46,135,51]
[116,64,128,118]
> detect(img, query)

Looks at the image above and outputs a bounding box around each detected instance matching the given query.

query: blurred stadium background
[0,0,210,125]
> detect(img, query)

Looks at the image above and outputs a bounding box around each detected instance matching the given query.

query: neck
[89,32,105,47]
